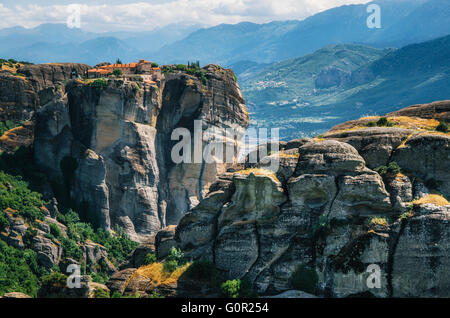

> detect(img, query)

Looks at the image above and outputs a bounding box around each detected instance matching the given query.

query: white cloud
[0,0,372,32]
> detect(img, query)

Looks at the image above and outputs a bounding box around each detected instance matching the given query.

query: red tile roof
[88,68,112,74]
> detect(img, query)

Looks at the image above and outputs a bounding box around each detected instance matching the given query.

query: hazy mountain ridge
[0,23,202,64]
[240,34,450,140]
[154,0,450,65]
[0,0,448,66]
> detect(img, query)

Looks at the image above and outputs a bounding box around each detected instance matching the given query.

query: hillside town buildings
[87,59,161,84]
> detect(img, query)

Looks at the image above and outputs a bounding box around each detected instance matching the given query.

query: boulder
[31,235,62,270]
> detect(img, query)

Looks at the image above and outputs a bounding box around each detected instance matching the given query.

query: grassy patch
[369,217,388,227]
[234,168,279,182]
[413,194,449,207]
[130,262,191,289]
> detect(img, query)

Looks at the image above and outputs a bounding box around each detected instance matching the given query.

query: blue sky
[0,0,371,32]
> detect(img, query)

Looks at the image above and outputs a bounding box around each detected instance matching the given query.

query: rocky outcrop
[322,128,414,169]
[31,235,63,270]
[0,63,89,122]
[0,63,90,154]
[392,134,450,198]
[162,104,450,298]
[387,100,450,121]
[33,65,249,242]
[17,63,90,94]
[119,242,155,270]
[0,121,34,153]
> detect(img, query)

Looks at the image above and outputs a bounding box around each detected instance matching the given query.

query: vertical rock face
[167,102,450,298]
[34,65,249,242]
[0,63,91,153]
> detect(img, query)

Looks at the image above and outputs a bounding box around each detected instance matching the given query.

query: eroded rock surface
[164,103,450,298]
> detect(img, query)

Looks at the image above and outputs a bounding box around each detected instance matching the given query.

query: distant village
[86,59,162,85]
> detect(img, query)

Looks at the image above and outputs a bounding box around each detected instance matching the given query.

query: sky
[0,0,372,32]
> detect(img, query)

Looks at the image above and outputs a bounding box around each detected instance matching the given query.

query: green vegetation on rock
[0,120,20,137]
[0,171,45,222]
[163,247,186,273]
[436,121,449,133]
[0,240,45,297]
[221,278,256,298]
[374,162,402,177]
[143,253,157,265]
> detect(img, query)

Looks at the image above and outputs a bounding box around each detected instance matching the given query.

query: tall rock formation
[33,64,249,242]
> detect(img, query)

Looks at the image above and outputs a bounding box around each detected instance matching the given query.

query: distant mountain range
[153,0,450,65]
[240,34,450,140]
[0,23,202,65]
[0,0,449,66]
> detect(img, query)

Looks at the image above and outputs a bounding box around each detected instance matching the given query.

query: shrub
[49,223,61,239]
[61,237,83,260]
[0,212,9,229]
[57,209,80,226]
[289,264,318,294]
[143,253,157,265]
[41,272,68,288]
[148,291,164,298]
[91,272,110,284]
[112,69,123,77]
[366,121,377,127]
[221,279,241,298]
[90,78,108,90]
[111,291,123,298]
[93,287,110,298]
[151,62,159,68]
[163,260,179,273]
[386,162,401,175]
[374,161,401,176]
[436,121,448,133]
[176,64,187,71]
[166,247,185,264]
[376,117,395,127]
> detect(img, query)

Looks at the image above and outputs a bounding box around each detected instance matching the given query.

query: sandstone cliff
[0,63,90,151]
[157,101,450,298]
[32,64,249,242]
